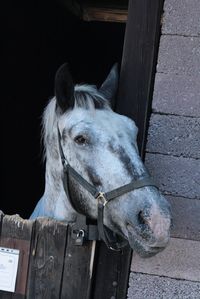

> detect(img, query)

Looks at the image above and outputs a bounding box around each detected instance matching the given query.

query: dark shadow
[2,0,125,218]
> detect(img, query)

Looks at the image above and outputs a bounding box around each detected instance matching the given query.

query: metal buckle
[96,192,108,206]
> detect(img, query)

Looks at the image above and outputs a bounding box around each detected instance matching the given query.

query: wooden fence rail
[0,211,94,299]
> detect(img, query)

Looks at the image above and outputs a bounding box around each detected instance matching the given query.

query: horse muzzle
[125,198,172,257]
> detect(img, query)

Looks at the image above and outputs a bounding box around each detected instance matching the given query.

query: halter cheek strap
[57,126,158,251]
[62,164,129,250]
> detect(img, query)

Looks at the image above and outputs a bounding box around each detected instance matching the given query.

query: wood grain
[116,0,164,156]
[60,224,94,299]
[82,6,127,23]
[26,217,68,299]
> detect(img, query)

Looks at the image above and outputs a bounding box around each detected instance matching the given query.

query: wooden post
[26,218,68,298]
[116,0,164,157]
[92,0,164,298]
[60,217,95,299]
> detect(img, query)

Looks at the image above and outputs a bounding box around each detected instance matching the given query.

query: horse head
[31,63,172,257]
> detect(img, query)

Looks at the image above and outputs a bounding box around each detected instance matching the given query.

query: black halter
[57,126,158,251]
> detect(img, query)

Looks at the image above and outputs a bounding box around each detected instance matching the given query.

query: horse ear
[55,63,75,113]
[99,63,119,104]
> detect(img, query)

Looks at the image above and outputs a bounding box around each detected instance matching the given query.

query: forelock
[74,84,111,110]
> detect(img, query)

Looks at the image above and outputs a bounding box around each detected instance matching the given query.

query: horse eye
[74,135,87,145]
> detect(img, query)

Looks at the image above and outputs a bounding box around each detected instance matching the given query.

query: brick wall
[128,0,200,298]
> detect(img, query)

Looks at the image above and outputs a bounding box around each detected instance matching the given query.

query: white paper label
[0,247,19,292]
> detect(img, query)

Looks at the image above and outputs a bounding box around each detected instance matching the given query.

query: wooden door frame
[91,1,165,298]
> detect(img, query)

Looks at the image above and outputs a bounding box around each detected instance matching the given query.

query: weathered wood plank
[131,238,200,282]
[92,242,132,299]
[116,0,165,155]
[167,196,200,241]
[60,224,94,299]
[0,293,24,299]
[26,217,68,299]
[82,6,128,23]
[60,0,128,22]
[0,214,34,299]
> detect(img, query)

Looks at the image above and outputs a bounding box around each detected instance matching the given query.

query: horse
[30,62,172,257]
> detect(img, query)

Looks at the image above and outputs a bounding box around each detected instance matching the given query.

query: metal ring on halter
[96,192,108,207]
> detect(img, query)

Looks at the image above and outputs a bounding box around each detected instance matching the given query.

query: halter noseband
[57,126,158,251]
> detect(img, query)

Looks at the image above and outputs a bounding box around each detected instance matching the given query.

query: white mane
[74,84,110,110]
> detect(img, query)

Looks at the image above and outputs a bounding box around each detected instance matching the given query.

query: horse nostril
[138,210,148,226]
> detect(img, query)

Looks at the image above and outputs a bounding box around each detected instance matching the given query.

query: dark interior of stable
[2,0,126,218]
